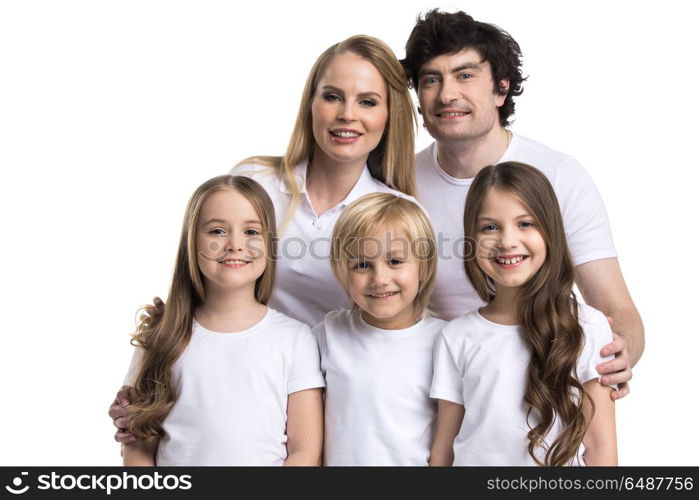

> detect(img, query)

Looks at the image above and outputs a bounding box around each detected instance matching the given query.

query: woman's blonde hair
[128,175,277,441]
[330,193,436,318]
[237,35,417,231]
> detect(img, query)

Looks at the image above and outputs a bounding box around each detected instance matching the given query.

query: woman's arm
[582,379,617,466]
[429,399,465,466]
[284,388,324,466]
[123,440,158,466]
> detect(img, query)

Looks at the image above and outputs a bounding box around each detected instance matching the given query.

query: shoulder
[440,310,482,341]
[509,134,586,176]
[230,158,282,191]
[420,316,448,334]
[415,143,435,168]
[373,180,420,206]
[266,308,313,336]
[576,302,611,332]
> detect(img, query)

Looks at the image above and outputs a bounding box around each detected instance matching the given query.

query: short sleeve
[430,332,465,405]
[288,327,326,395]
[123,347,143,386]
[552,159,617,266]
[576,307,615,384]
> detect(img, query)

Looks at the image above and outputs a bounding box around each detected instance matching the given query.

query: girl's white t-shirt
[430,302,614,466]
[125,307,325,466]
[312,309,446,466]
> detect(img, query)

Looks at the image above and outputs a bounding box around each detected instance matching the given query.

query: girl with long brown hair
[122,175,325,466]
[429,162,617,466]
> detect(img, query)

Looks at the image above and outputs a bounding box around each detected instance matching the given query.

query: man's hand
[109,385,137,444]
[596,317,632,400]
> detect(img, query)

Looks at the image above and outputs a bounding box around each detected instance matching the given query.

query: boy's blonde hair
[330,193,437,317]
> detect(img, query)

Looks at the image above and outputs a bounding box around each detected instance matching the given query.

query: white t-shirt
[415,135,617,320]
[125,307,325,466]
[231,160,418,327]
[312,309,446,466]
[430,302,613,466]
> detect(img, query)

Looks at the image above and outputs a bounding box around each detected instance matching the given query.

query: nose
[370,263,390,286]
[497,226,519,250]
[438,77,458,104]
[337,101,356,122]
[225,232,244,254]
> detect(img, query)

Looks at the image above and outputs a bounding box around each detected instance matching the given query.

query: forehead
[420,48,491,74]
[351,224,410,256]
[316,52,387,94]
[199,189,259,223]
[479,188,531,218]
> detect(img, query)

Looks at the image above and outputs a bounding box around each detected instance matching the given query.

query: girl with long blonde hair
[430,162,617,466]
[122,175,325,466]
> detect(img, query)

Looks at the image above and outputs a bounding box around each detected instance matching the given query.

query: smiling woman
[230,34,419,327]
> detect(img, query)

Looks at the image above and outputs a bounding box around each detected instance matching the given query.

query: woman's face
[310,52,389,168]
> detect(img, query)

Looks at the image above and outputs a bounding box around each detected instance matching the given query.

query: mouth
[218,258,252,268]
[329,129,362,143]
[435,110,470,119]
[491,255,528,268]
[366,291,399,299]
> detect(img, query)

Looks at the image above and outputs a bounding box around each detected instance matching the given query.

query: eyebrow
[202,218,262,225]
[419,61,483,77]
[320,85,384,100]
[478,214,532,221]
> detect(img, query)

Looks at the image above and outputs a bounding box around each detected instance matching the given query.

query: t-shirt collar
[279,159,378,208]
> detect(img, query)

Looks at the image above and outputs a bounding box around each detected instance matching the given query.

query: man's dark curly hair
[402,9,526,127]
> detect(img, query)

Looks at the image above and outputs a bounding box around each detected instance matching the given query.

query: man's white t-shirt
[125,308,325,466]
[231,160,418,327]
[415,135,617,320]
[312,309,446,466]
[430,303,613,466]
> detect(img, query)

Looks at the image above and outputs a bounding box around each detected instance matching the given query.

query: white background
[0,0,696,465]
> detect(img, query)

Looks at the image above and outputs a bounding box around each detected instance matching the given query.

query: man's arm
[576,258,644,398]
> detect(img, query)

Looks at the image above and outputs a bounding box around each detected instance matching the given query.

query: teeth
[496,256,524,265]
[440,112,466,117]
[371,292,396,298]
[333,130,359,137]
[221,259,248,264]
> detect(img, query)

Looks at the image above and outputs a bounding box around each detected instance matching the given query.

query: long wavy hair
[236,35,417,231]
[463,162,592,466]
[330,193,437,318]
[127,175,277,442]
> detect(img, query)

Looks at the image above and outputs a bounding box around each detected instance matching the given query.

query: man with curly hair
[402,10,643,398]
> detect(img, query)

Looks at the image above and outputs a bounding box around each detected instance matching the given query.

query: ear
[496,78,510,106]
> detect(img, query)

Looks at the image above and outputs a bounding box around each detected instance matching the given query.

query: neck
[305,147,366,215]
[195,283,266,332]
[480,284,520,325]
[436,125,511,179]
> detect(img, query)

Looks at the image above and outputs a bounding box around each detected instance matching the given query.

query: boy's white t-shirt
[415,135,617,320]
[231,160,419,327]
[430,302,614,466]
[312,309,446,466]
[125,307,325,466]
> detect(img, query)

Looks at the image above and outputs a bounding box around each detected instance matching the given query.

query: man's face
[417,48,508,145]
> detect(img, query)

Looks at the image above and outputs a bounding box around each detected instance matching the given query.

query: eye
[420,76,440,87]
[323,93,341,102]
[519,221,535,229]
[359,99,377,107]
[352,260,371,270]
[244,228,261,235]
[388,258,405,266]
[457,72,472,80]
[479,224,498,232]
[210,228,227,235]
